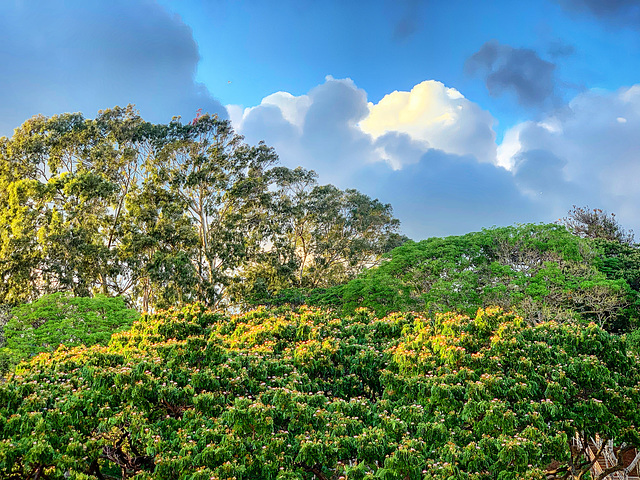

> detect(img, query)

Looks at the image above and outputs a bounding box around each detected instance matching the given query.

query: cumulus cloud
[359,80,497,165]
[229,76,547,238]
[355,150,538,239]
[499,85,640,228]
[232,77,377,184]
[466,41,559,109]
[0,0,226,136]
[230,76,640,238]
[231,77,499,176]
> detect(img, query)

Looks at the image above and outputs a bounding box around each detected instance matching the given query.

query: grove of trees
[0,107,404,311]
[271,223,640,335]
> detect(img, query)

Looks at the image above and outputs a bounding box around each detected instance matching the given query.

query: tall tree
[561,205,635,245]
[151,113,279,306]
[235,166,408,304]
[1,107,403,310]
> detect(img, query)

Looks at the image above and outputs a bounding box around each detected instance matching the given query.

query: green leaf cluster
[293,224,639,332]
[1,304,638,479]
[0,292,138,375]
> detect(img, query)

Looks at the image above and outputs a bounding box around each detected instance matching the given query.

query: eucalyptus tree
[148,114,280,306]
[0,107,403,310]
[233,166,407,305]
[0,106,152,303]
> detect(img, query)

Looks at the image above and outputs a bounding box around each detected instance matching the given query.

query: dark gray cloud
[547,40,576,59]
[466,40,558,108]
[392,0,425,40]
[0,0,226,136]
[557,0,640,24]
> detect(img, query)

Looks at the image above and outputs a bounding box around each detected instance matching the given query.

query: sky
[2,0,640,240]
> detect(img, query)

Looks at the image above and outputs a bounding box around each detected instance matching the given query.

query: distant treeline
[0,106,405,311]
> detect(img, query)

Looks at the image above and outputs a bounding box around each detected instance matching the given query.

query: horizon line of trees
[0,106,406,312]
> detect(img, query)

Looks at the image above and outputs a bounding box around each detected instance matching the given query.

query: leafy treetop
[0,304,638,479]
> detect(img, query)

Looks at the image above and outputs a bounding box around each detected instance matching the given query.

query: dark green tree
[0,292,138,375]
[308,224,635,330]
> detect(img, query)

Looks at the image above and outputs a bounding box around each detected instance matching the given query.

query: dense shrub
[0,304,638,479]
[0,293,138,375]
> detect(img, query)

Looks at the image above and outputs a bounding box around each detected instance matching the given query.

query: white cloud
[233,78,499,174]
[227,76,640,239]
[360,80,498,165]
[496,122,527,169]
[228,91,311,133]
[226,104,246,131]
[260,92,312,128]
[232,77,375,184]
[500,84,640,229]
[228,76,543,238]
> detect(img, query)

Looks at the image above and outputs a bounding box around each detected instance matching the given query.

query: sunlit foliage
[0,292,138,375]
[1,305,638,479]
[0,107,402,310]
[297,224,639,332]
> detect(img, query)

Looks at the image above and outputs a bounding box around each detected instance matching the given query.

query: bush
[1,292,138,375]
[1,304,638,479]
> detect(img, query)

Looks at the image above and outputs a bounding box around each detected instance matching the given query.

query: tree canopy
[293,224,639,333]
[2,108,640,480]
[0,107,403,310]
[1,304,638,479]
[0,292,139,375]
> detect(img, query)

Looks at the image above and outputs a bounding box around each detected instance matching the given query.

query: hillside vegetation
[1,305,639,479]
[265,223,640,333]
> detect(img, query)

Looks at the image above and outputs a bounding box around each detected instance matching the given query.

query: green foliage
[234,167,408,306]
[0,305,638,479]
[298,224,637,332]
[1,292,138,375]
[0,108,402,310]
[628,328,640,354]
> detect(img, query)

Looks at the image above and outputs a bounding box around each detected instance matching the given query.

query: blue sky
[2,0,640,239]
